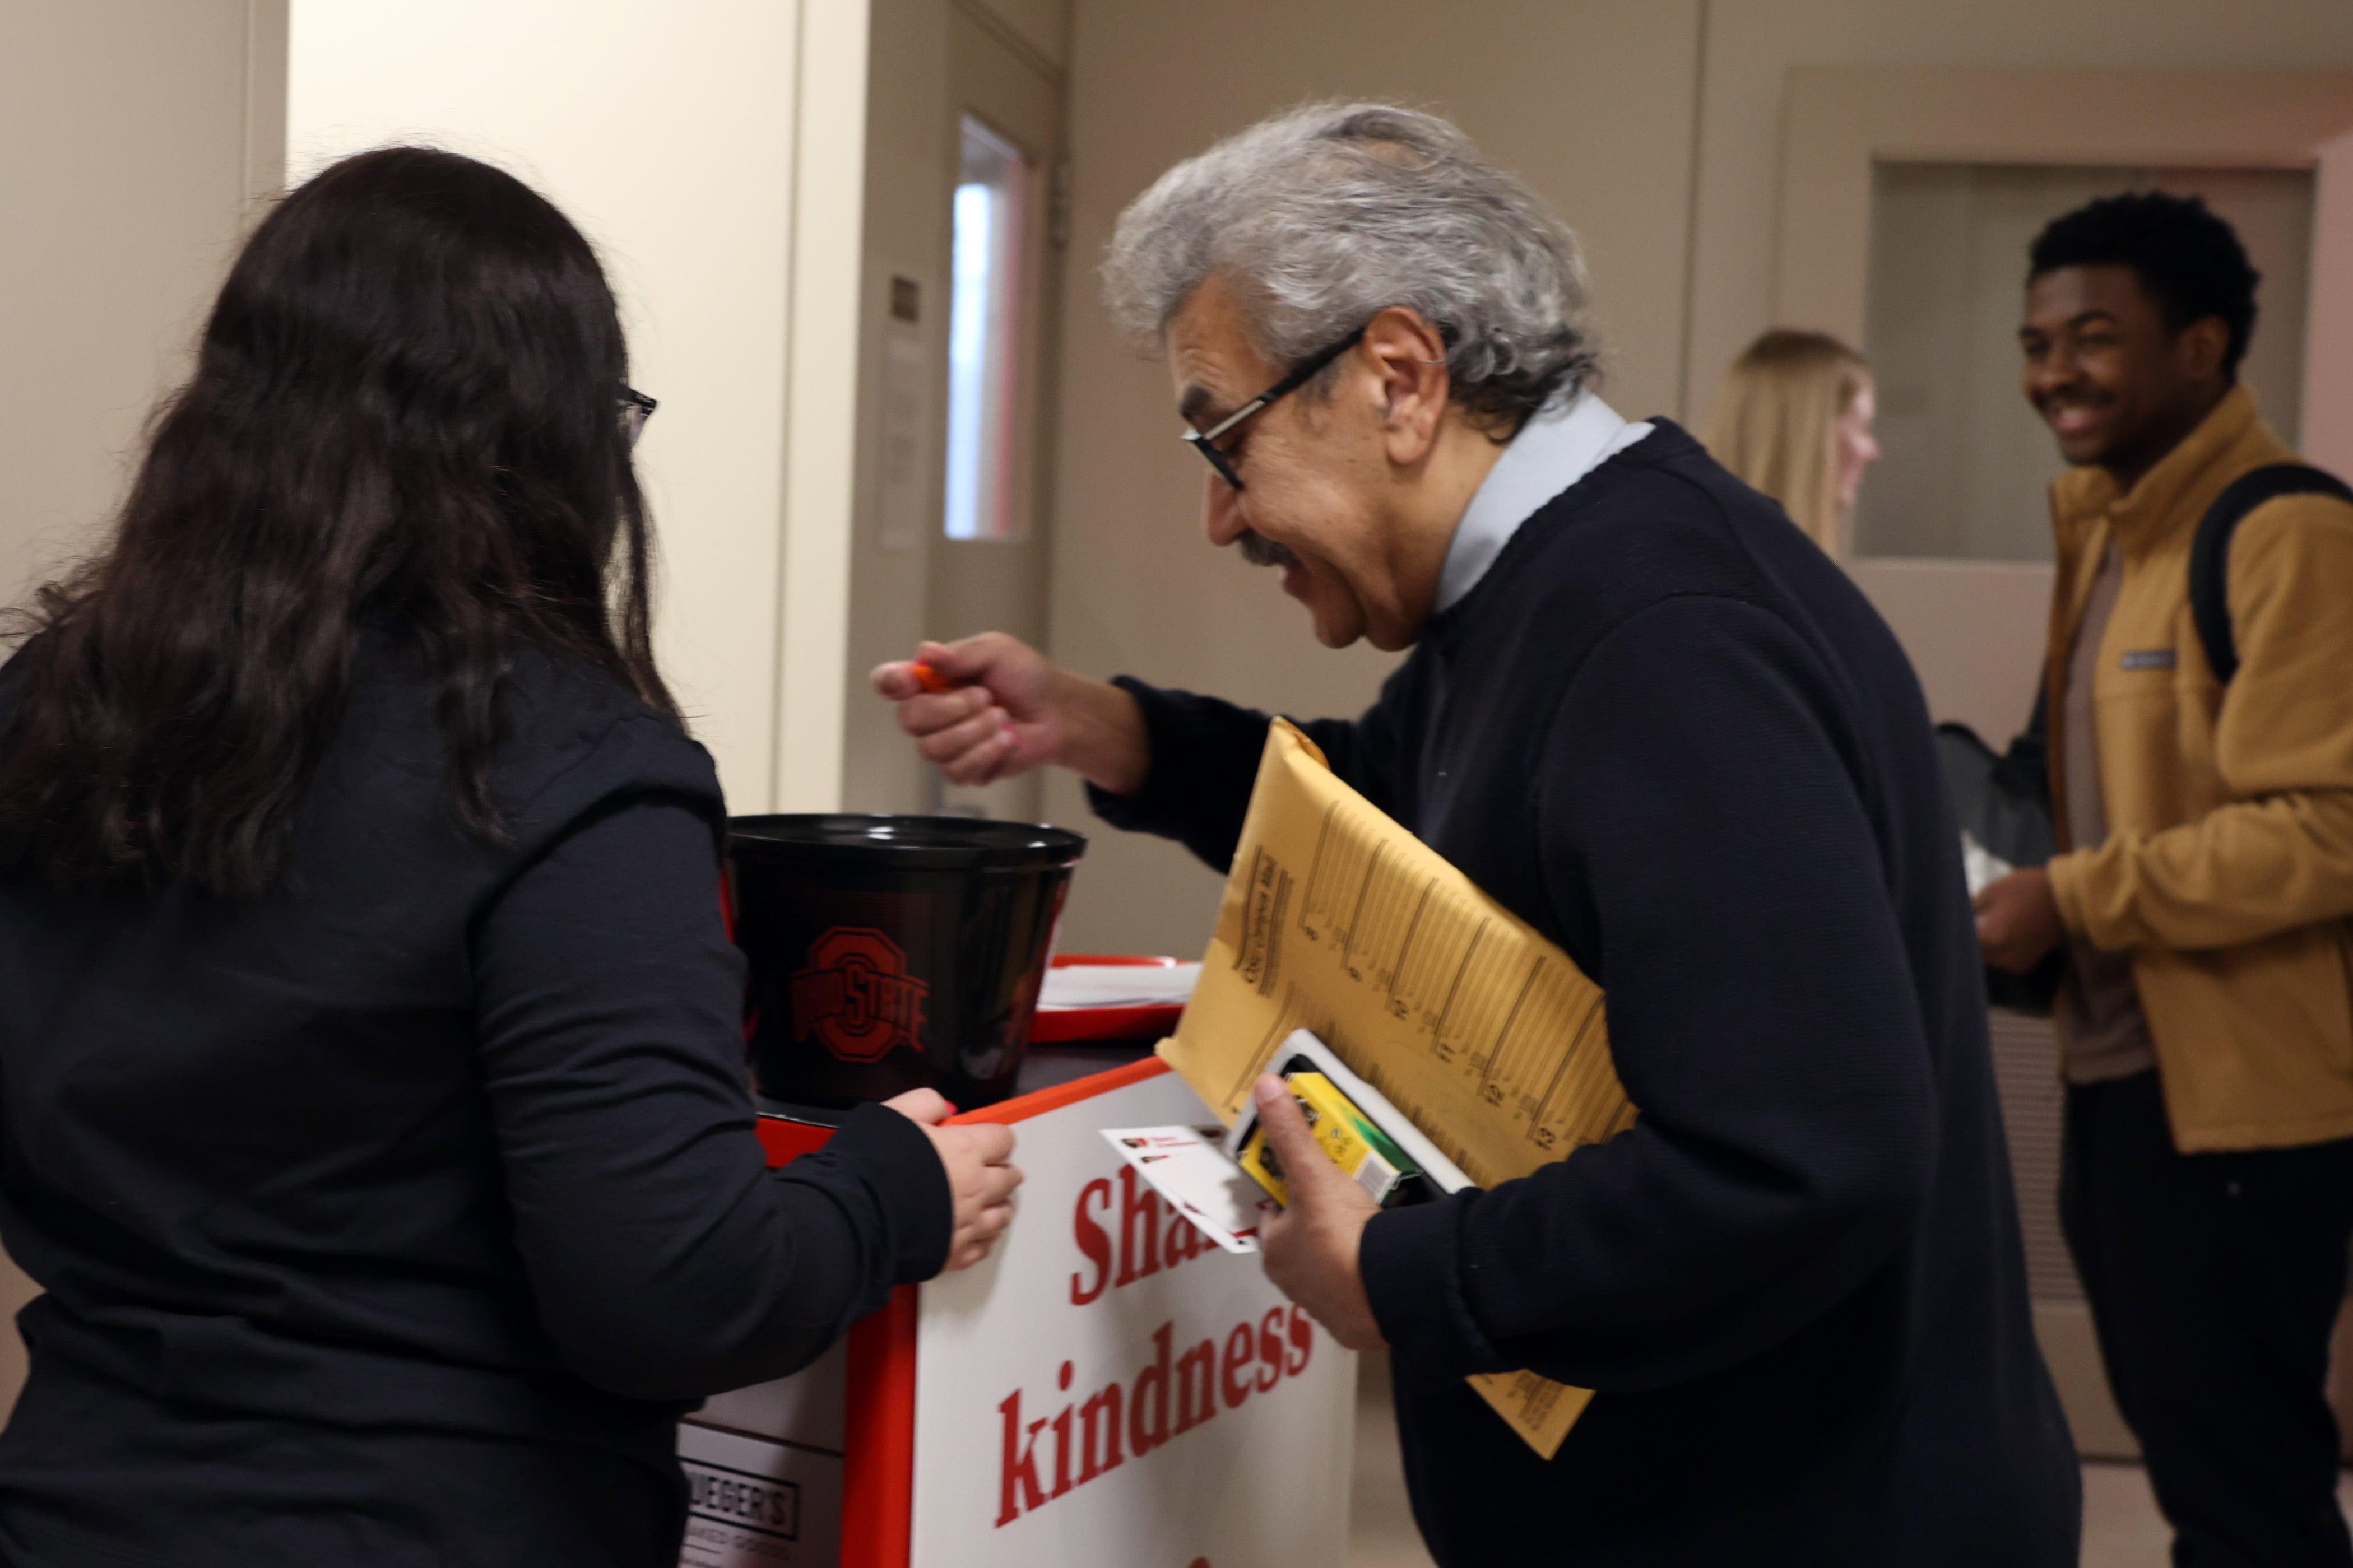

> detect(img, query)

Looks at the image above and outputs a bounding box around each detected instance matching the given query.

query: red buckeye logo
[790,927,930,1063]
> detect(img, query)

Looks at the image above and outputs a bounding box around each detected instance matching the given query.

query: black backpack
[1937,462,2352,1015]
[2188,463,2353,682]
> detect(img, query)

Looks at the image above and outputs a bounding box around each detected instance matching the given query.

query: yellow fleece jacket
[2045,385,2353,1152]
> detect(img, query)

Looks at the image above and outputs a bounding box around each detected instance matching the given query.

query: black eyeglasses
[619,387,658,448]
[1181,324,1367,491]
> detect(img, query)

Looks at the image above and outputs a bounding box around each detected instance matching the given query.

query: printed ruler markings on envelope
[1159,719,1636,1460]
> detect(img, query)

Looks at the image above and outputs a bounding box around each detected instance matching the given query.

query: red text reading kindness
[995,1164,1315,1528]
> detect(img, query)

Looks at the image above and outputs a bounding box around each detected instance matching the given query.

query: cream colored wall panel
[2304,126,2353,480]
[286,0,809,809]
[244,0,290,206]
[966,0,1068,73]
[1846,560,2052,741]
[0,0,261,610]
[776,1,873,813]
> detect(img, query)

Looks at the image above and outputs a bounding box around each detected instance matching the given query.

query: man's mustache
[1237,530,1299,569]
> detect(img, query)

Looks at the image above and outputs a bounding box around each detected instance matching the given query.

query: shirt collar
[1436,390,1654,612]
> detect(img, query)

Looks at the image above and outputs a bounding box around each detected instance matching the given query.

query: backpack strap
[2188,463,2353,684]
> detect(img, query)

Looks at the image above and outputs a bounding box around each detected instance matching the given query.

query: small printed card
[1100,1125,1269,1254]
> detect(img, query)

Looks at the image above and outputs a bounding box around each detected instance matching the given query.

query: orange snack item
[911,662,954,695]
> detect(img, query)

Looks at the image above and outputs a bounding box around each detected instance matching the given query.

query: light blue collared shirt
[1435,391,1654,613]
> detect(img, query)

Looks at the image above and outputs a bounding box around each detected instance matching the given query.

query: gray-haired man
[877,104,2076,1565]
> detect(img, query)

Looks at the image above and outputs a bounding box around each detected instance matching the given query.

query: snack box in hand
[1227,1029,1473,1209]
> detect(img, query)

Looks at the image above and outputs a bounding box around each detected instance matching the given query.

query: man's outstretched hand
[871,633,1152,797]
[1251,1074,1387,1352]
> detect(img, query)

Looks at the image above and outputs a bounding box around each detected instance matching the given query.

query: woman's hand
[884,1090,1022,1272]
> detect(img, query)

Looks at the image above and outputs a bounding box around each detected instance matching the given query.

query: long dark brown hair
[0,147,677,896]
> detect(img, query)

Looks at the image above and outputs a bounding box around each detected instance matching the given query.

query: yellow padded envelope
[1157,720,1639,1459]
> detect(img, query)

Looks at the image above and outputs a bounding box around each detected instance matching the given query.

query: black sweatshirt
[0,634,949,1567]
[1093,422,2078,1565]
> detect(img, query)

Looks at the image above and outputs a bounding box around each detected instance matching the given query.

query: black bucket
[728,815,1086,1109]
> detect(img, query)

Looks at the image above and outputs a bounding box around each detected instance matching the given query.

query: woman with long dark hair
[0,147,1017,1566]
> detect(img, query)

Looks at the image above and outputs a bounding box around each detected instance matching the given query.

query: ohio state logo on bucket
[790,927,930,1063]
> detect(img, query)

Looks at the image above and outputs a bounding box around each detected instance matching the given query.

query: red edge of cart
[754,1052,1173,1568]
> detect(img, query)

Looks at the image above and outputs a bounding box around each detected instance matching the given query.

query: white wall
[286,0,867,812]
[1,0,282,609]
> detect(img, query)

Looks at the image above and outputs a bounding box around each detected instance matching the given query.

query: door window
[944,113,1035,542]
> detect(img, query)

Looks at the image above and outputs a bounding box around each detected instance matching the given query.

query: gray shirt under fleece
[2058,544,2159,1085]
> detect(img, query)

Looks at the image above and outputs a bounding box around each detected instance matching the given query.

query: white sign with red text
[911,1069,1356,1568]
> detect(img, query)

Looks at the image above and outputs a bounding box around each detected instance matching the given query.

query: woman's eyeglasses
[619,387,658,448]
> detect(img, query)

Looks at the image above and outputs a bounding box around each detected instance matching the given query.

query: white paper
[1961,830,2015,899]
[1099,1124,1265,1253]
[1040,961,1201,1011]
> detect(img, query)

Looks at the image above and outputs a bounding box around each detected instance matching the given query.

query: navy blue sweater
[1094,422,2077,1565]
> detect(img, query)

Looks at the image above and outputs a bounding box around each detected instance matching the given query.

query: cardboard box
[677,1419,843,1567]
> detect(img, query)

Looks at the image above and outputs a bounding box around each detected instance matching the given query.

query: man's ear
[1359,305,1451,463]
[2176,314,2232,387]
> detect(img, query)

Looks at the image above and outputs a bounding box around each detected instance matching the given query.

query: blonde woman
[1704,328,1881,557]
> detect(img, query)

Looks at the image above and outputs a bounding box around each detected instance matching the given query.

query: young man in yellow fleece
[1978,191,2353,1566]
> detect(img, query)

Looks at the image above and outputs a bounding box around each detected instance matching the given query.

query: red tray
[1030,954,1191,1043]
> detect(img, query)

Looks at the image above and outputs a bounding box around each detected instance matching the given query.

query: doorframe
[922,6,1068,822]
